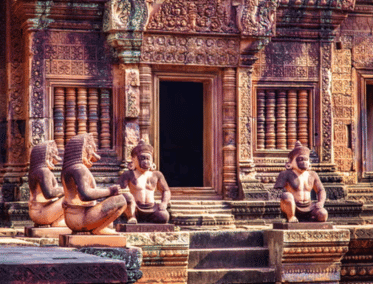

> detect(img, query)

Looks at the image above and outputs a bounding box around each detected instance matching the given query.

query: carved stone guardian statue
[28,141,66,227]
[119,140,171,224]
[274,141,328,222]
[61,133,127,235]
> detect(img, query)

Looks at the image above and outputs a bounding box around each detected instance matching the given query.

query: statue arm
[118,171,130,189]
[274,171,287,190]
[313,173,326,208]
[73,168,114,201]
[38,168,64,199]
[157,172,171,211]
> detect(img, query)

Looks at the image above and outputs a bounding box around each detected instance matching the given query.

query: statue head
[286,141,310,172]
[63,133,101,170]
[131,139,154,171]
[30,141,62,172]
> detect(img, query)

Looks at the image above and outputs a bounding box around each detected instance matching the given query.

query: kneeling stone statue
[274,141,328,223]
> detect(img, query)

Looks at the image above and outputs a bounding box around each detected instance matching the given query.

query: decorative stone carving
[103,0,148,63]
[139,64,152,143]
[141,35,239,66]
[119,140,171,224]
[125,68,140,118]
[61,133,128,235]
[275,141,328,222]
[28,141,66,227]
[265,227,350,283]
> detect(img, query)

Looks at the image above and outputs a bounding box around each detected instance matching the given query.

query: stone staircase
[187,230,276,284]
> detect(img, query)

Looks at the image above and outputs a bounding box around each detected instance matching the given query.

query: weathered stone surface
[116,223,175,232]
[25,226,72,238]
[0,247,128,283]
[59,234,127,248]
[264,228,350,283]
[79,247,143,284]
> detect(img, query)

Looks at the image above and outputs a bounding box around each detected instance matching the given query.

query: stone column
[264,225,350,283]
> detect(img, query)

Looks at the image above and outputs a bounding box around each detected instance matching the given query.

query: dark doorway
[159,81,204,187]
[367,84,373,171]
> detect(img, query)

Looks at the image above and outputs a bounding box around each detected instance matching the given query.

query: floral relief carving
[125,69,140,118]
[141,34,239,66]
[147,0,238,33]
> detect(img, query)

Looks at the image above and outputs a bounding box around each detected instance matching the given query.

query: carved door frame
[357,70,373,181]
[152,68,223,192]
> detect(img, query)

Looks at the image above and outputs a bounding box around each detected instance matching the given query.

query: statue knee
[315,208,328,222]
[123,192,135,204]
[157,210,170,224]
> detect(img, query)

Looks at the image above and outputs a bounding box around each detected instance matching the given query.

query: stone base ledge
[25,226,72,238]
[59,234,127,248]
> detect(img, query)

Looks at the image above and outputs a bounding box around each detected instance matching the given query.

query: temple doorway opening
[366,84,373,172]
[159,81,204,187]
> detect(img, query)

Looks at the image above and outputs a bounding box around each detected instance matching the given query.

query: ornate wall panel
[253,41,319,80]
[29,30,112,146]
[146,0,239,34]
[141,35,239,66]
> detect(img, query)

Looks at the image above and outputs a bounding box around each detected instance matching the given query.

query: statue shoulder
[153,171,165,179]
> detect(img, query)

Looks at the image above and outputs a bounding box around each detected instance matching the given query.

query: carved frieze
[124,122,140,162]
[147,0,239,33]
[141,34,239,66]
[253,41,319,79]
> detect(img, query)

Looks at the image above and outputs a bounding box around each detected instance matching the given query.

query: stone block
[59,234,127,248]
[25,226,72,238]
[0,246,128,283]
[124,232,189,284]
[116,223,175,232]
[273,222,334,230]
[78,247,143,284]
[264,228,350,283]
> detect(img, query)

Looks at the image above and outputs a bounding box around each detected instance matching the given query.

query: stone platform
[0,246,128,283]
[116,223,175,232]
[59,234,127,248]
[264,223,350,283]
[25,226,72,238]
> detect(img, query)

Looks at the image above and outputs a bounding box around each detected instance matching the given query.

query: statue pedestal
[116,223,175,232]
[264,223,350,283]
[25,226,72,238]
[59,234,127,248]
[125,232,189,284]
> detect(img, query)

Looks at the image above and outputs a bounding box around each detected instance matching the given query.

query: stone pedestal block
[116,223,175,232]
[339,225,373,283]
[124,232,189,284]
[25,226,72,238]
[264,224,350,283]
[59,234,127,248]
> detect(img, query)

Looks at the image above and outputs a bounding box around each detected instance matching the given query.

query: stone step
[156,187,222,200]
[171,214,235,227]
[187,268,276,284]
[189,231,264,248]
[188,247,269,269]
[170,208,232,214]
[170,200,230,206]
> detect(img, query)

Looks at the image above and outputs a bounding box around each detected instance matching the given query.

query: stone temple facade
[1,0,373,225]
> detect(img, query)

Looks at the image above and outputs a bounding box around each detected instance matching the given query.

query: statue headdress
[288,141,310,161]
[29,141,60,172]
[62,133,96,170]
[131,139,153,157]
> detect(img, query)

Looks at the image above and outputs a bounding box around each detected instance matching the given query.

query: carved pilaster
[321,42,333,162]
[257,89,265,150]
[276,90,287,150]
[287,90,297,149]
[88,88,99,146]
[54,87,65,150]
[265,90,276,149]
[77,87,88,135]
[100,88,111,149]
[139,65,152,143]
[65,87,76,143]
[223,68,237,199]
[125,68,140,118]
[298,90,309,148]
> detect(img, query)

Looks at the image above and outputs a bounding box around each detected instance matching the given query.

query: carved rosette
[103,0,148,64]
